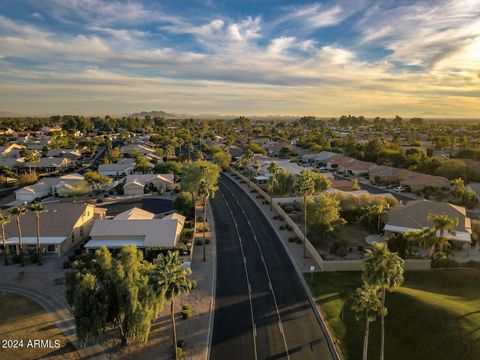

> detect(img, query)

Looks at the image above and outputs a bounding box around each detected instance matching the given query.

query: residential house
[85,209,185,250]
[3,203,105,256]
[384,199,472,246]
[301,151,338,166]
[328,154,377,176]
[399,173,450,192]
[98,158,136,177]
[121,144,160,160]
[262,141,292,157]
[23,157,72,173]
[46,148,82,161]
[123,174,174,196]
[369,165,412,184]
[15,173,87,202]
[0,143,26,158]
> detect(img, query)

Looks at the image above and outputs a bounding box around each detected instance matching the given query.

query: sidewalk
[176,201,216,360]
[224,172,316,272]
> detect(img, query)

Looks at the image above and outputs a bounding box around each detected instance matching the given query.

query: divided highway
[210,174,337,360]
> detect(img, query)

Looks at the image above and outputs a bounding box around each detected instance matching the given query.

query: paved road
[210,174,336,360]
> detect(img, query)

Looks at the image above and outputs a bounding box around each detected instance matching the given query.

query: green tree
[351,282,382,360]
[30,203,44,264]
[84,171,111,194]
[0,215,11,265]
[363,242,404,360]
[212,148,231,170]
[134,156,151,174]
[198,179,217,261]
[361,204,387,234]
[66,246,163,346]
[451,178,465,202]
[296,170,315,258]
[427,213,459,257]
[307,194,344,240]
[155,251,195,359]
[352,178,360,191]
[267,162,279,210]
[173,192,194,215]
[180,161,220,200]
[8,206,27,266]
[310,171,331,192]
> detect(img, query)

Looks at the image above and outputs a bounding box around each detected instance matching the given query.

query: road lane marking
[219,178,291,360]
[217,188,258,360]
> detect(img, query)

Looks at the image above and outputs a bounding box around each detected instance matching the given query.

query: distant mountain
[0,110,24,117]
[130,110,176,118]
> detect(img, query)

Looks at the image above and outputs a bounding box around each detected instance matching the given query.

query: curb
[223,171,341,360]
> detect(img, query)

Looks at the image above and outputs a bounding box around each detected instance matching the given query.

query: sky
[0,0,479,118]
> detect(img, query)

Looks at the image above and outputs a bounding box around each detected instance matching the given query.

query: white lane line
[218,188,258,360]
[219,178,291,360]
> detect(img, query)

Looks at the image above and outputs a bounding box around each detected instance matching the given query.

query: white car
[393,186,405,193]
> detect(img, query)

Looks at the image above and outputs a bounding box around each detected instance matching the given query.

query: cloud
[31,12,44,21]
[357,0,480,75]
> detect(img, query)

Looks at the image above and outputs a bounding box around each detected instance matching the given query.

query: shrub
[177,339,187,349]
[12,254,22,264]
[195,239,203,246]
[285,224,293,231]
[329,240,348,257]
[431,258,459,268]
[279,225,285,230]
[63,260,71,269]
[96,198,103,203]
[288,237,295,243]
[30,253,40,264]
[295,237,302,244]
[182,304,192,320]
[174,347,183,358]
[205,238,210,244]
[173,192,194,215]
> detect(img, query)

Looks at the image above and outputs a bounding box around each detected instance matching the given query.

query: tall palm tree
[267,161,279,210]
[243,149,254,187]
[363,242,404,360]
[427,213,459,257]
[351,282,382,360]
[198,179,217,262]
[155,251,195,360]
[296,170,315,258]
[0,215,11,265]
[361,204,386,234]
[8,206,27,266]
[31,203,44,264]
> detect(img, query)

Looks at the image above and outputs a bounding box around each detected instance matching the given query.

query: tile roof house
[3,203,104,256]
[301,151,339,166]
[368,165,412,184]
[15,173,88,202]
[123,174,174,196]
[384,199,472,243]
[328,154,378,175]
[98,158,136,177]
[85,209,185,250]
[399,173,450,192]
[23,157,72,173]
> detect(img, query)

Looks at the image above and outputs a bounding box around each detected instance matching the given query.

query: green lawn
[306,270,480,360]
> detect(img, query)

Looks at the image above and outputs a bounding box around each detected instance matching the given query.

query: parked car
[394,186,406,193]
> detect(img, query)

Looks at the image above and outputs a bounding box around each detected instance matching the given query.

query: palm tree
[296,170,315,258]
[351,282,382,360]
[30,203,44,264]
[361,204,386,234]
[155,251,195,360]
[427,213,459,257]
[198,179,217,262]
[0,215,11,265]
[8,206,27,266]
[267,161,279,210]
[363,242,404,360]
[243,149,254,187]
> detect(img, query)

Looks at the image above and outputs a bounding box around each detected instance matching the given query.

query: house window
[47,245,56,253]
